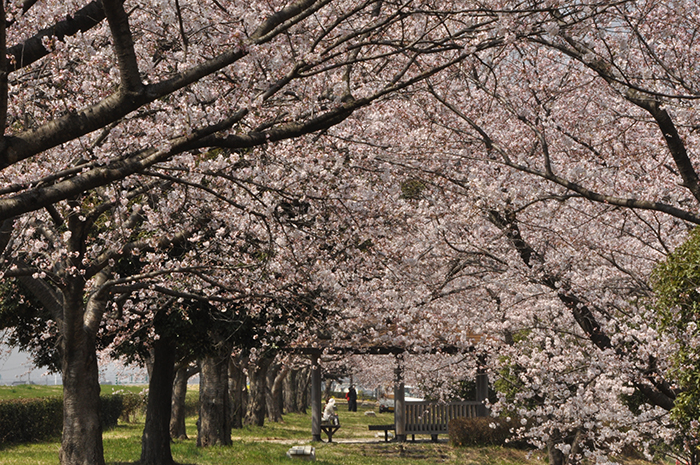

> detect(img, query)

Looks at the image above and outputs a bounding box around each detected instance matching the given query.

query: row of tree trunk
[176,352,312,447]
[141,347,313,465]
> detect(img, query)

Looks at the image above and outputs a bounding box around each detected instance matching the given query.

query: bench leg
[384,430,388,442]
[431,434,438,442]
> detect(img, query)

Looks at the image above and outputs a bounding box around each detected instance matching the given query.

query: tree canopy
[4,1,700,464]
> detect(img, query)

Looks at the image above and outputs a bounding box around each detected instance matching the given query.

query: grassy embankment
[0,385,661,465]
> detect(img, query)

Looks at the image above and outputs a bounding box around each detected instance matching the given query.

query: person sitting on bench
[321,397,339,425]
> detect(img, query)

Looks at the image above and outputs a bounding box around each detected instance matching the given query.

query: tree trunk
[229,356,247,429]
[546,429,584,465]
[59,283,105,465]
[547,443,565,465]
[296,366,311,414]
[197,353,232,446]
[244,354,274,427]
[265,362,288,423]
[283,369,297,414]
[169,364,189,440]
[140,332,176,465]
[324,378,333,401]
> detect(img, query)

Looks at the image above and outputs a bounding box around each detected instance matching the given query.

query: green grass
[0,384,148,401]
[0,393,537,465]
[0,384,63,400]
[229,402,397,442]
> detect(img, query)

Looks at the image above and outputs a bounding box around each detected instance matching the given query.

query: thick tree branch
[251,0,328,42]
[102,0,142,92]
[9,0,111,72]
[625,93,700,203]
[0,218,12,256]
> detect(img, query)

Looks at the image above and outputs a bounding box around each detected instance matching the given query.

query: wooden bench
[405,401,484,441]
[320,423,341,442]
[368,424,395,442]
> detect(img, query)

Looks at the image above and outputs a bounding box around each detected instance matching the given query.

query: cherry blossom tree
[317,124,681,461]
[308,1,700,461]
[7,1,700,464]
[423,2,700,460]
[0,0,490,222]
[0,1,514,464]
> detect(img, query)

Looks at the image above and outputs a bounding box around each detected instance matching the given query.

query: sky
[0,342,148,386]
[0,346,53,385]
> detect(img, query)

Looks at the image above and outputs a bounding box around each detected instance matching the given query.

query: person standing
[347,385,357,412]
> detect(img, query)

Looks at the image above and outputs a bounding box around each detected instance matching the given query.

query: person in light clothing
[322,397,339,425]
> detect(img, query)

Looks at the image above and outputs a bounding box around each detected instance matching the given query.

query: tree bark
[140,332,176,465]
[169,364,190,440]
[283,369,298,414]
[59,280,105,465]
[197,353,232,446]
[323,378,333,401]
[229,356,247,429]
[265,362,288,422]
[296,366,311,414]
[244,354,274,427]
[547,440,565,465]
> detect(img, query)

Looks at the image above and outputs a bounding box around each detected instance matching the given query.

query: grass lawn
[0,385,665,465]
[0,384,63,399]
[0,421,543,465]
[0,383,147,400]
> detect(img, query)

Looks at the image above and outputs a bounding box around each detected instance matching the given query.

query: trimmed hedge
[0,394,129,444]
[449,416,521,447]
[101,394,124,429]
[0,397,62,443]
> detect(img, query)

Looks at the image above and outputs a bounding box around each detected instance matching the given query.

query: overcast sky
[0,346,52,385]
[0,341,148,386]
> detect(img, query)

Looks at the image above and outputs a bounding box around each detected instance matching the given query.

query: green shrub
[118,392,146,423]
[100,394,123,430]
[0,393,133,443]
[448,416,522,447]
[0,397,62,443]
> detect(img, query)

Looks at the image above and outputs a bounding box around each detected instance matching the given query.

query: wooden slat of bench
[406,427,448,434]
[368,424,395,431]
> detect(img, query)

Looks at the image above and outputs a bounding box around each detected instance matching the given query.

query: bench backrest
[404,401,484,434]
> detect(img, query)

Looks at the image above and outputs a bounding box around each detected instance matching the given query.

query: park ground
[0,384,666,465]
